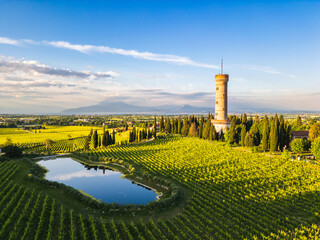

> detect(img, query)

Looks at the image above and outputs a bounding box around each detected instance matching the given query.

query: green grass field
[1,135,320,239]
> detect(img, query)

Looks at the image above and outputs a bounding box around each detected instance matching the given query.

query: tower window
[216,101,218,104]
[216,87,219,90]
[215,113,218,116]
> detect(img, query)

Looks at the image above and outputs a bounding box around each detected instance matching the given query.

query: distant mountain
[62,101,213,115]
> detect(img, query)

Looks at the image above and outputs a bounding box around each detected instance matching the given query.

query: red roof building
[292,131,309,140]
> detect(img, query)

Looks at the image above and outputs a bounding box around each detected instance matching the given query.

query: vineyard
[1,136,320,239]
[0,126,115,145]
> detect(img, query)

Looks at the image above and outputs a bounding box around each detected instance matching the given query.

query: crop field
[1,136,320,239]
[0,126,130,146]
[0,128,28,135]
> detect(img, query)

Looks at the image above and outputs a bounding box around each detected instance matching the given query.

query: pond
[37,157,158,205]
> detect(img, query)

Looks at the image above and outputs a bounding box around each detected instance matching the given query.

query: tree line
[83,126,116,150]
[154,114,319,154]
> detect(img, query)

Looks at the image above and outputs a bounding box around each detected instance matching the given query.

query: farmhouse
[291,130,309,140]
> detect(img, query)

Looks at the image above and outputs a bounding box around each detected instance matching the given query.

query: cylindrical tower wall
[214,74,229,121]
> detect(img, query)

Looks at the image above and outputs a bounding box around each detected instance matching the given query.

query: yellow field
[0,126,127,144]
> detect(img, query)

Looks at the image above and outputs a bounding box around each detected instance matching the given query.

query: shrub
[282,149,291,160]
[303,139,311,151]
[251,146,259,153]
[290,139,304,154]
[2,145,23,158]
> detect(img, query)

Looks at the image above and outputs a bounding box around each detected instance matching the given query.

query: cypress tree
[224,127,230,143]
[262,116,269,152]
[279,115,285,151]
[91,130,98,149]
[285,124,292,148]
[98,135,101,147]
[84,135,90,150]
[202,119,211,139]
[105,130,110,145]
[181,118,189,136]
[102,126,106,146]
[188,123,198,137]
[229,117,236,144]
[160,116,164,132]
[242,113,247,126]
[296,115,302,126]
[245,132,255,147]
[112,130,116,144]
[240,124,246,146]
[199,121,203,138]
[165,117,171,133]
[210,125,216,140]
[172,118,175,133]
[251,123,260,146]
[178,115,181,134]
[270,115,279,152]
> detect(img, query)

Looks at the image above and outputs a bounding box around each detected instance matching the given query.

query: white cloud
[0,57,118,79]
[44,40,219,69]
[0,37,20,45]
[243,64,296,78]
[51,169,117,181]
[0,36,219,69]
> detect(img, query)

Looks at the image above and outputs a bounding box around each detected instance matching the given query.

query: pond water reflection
[37,157,157,205]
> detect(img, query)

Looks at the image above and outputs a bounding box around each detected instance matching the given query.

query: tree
[159,116,164,132]
[224,127,230,143]
[242,113,247,125]
[270,116,279,152]
[245,132,255,147]
[250,123,260,146]
[165,117,171,133]
[290,139,304,154]
[209,125,216,140]
[285,124,292,147]
[91,130,98,148]
[309,123,320,141]
[84,135,90,150]
[2,145,22,158]
[311,137,320,159]
[202,119,211,139]
[198,121,203,139]
[105,131,110,145]
[44,139,52,150]
[278,115,285,151]
[112,130,116,144]
[153,116,157,138]
[181,118,190,136]
[240,124,246,146]
[296,115,302,126]
[188,123,198,137]
[303,139,311,151]
[261,116,269,151]
[102,130,106,146]
[229,117,236,144]
[177,115,181,134]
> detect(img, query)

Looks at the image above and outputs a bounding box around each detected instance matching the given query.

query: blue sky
[0,0,319,113]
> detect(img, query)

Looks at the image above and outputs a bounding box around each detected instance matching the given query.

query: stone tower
[212,70,230,133]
